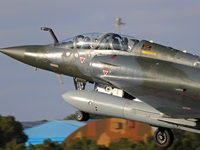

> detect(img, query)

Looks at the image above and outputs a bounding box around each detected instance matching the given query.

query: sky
[0,0,200,121]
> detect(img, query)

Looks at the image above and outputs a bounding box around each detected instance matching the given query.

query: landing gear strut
[73,77,86,90]
[76,111,90,122]
[154,127,174,149]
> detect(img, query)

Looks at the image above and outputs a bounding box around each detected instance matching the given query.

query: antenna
[113,18,125,34]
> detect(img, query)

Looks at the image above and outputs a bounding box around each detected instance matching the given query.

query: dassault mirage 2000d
[1,27,200,149]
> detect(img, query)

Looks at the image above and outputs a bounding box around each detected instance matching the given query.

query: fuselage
[33,36,200,100]
[1,32,200,117]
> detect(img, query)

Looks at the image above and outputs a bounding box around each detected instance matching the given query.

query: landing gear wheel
[76,111,84,121]
[154,128,174,149]
[83,113,90,121]
[76,111,90,122]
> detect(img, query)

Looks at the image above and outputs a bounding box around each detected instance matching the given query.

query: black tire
[154,128,174,149]
[76,111,85,121]
[83,113,90,121]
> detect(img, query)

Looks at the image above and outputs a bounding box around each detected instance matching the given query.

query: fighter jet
[1,27,200,149]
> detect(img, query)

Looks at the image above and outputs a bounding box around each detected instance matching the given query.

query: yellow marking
[149,40,153,43]
[142,50,156,55]
[183,50,187,53]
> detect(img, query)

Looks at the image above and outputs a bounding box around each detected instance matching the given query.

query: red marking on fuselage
[103,67,108,70]
[80,57,85,63]
[110,55,118,60]
[103,70,108,75]
[103,67,109,75]
[181,107,192,110]
[181,93,200,100]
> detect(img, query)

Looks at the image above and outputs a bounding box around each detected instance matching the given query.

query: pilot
[112,35,122,50]
[76,35,84,49]
[82,36,91,49]
[97,35,110,50]
[121,37,128,51]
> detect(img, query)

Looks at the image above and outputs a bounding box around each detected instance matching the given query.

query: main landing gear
[73,77,86,90]
[76,111,90,122]
[73,78,89,122]
[154,127,174,149]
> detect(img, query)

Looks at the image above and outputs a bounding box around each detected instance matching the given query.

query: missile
[62,90,200,133]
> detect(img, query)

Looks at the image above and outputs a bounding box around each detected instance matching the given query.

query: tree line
[1,114,200,150]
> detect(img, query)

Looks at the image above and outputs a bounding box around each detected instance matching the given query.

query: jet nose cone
[0,46,26,62]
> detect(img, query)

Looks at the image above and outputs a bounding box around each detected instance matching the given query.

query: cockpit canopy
[57,33,140,51]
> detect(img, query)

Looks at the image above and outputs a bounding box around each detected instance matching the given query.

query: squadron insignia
[103,67,109,75]
[142,45,151,50]
[80,53,86,63]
